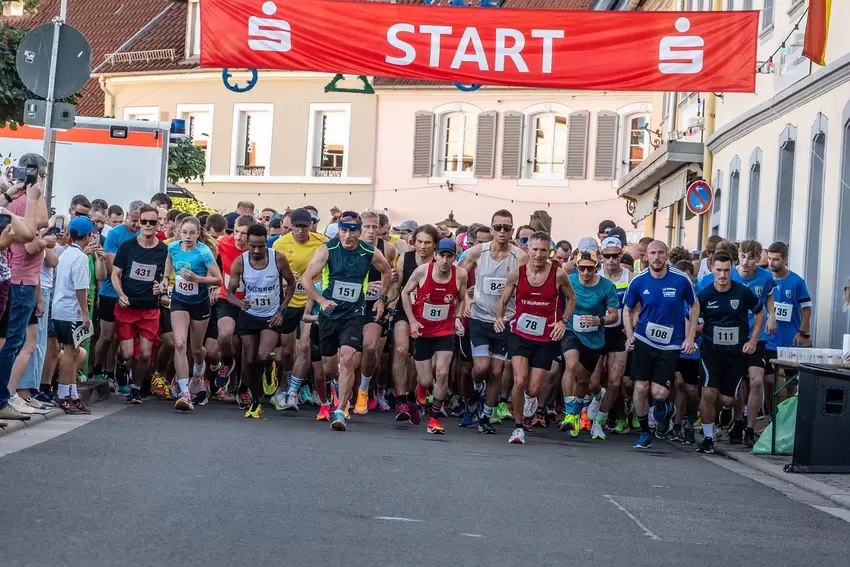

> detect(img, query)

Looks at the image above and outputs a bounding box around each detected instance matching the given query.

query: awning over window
[632,188,657,223]
[657,165,702,211]
[617,141,705,198]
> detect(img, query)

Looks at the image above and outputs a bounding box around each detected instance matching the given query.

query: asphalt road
[2,398,849,566]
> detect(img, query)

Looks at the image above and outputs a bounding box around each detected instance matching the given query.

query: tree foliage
[168,136,206,184]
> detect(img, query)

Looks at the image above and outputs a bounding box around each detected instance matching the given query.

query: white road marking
[603,495,662,541]
[374,516,422,523]
[460,533,483,538]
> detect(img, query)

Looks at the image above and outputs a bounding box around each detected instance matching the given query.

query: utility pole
[41,0,69,211]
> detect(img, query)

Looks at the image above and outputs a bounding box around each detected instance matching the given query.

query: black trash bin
[791,364,850,473]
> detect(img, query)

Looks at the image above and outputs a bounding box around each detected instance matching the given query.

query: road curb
[0,381,110,438]
[712,446,850,511]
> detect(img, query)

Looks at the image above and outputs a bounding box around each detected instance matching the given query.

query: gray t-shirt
[470,242,520,323]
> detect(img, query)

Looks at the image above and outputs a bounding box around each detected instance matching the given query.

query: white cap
[601,236,623,252]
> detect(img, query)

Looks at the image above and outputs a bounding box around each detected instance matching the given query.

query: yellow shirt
[273,231,328,308]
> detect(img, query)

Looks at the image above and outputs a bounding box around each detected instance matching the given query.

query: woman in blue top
[160,216,222,412]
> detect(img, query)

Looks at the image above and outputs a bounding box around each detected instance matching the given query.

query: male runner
[624,240,697,449]
[460,209,528,434]
[271,208,328,412]
[215,214,253,399]
[227,223,295,418]
[559,239,619,440]
[591,235,632,434]
[401,238,467,434]
[765,242,812,427]
[696,251,764,454]
[111,205,168,404]
[496,232,576,444]
[301,211,392,431]
[357,210,396,415]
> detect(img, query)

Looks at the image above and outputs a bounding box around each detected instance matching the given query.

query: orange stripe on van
[0,124,162,148]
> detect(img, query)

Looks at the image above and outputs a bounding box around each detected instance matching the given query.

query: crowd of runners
[0,159,814,452]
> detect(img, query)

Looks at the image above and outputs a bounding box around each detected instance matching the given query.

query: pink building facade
[372,81,651,244]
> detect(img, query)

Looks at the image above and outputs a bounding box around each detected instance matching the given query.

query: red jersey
[217,235,247,299]
[512,263,562,342]
[412,264,458,338]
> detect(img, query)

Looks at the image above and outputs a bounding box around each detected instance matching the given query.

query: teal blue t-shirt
[566,272,619,350]
[168,240,215,304]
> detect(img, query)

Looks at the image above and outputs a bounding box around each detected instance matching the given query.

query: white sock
[702,422,715,439]
[178,378,190,394]
[193,363,204,376]
[69,384,79,400]
[359,375,371,392]
[58,384,71,398]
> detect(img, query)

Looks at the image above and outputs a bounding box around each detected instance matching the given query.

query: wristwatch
[798,330,810,339]
[377,294,388,302]
[561,315,569,325]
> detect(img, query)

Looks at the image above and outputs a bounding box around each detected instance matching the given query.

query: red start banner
[200,0,759,92]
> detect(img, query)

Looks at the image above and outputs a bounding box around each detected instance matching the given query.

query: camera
[11,166,38,186]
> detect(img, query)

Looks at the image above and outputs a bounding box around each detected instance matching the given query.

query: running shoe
[532,411,548,428]
[559,413,578,435]
[458,409,475,427]
[633,432,652,449]
[395,402,411,422]
[509,428,526,444]
[73,398,91,415]
[408,403,421,426]
[108,378,117,393]
[367,394,378,411]
[744,427,756,448]
[284,392,300,412]
[238,390,252,411]
[271,389,286,411]
[522,416,533,432]
[591,420,606,440]
[170,378,180,400]
[580,409,592,431]
[683,427,697,446]
[54,396,80,415]
[696,436,715,454]
[262,367,278,397]
[587,388,605,421]
[299,385,314,406]
[163,383,173,400]
[193,390,209,407]
[215,388,227,402]
[354,391,369,415]
[331,409,347,431]
[244,402,263,419]
[668,425,684,442]
[426,416,445,435]
[415,384,429,406]
[655,401,673,439]
[150,373,166,397]
[316,404,331,421]
[34,391,53,404]
[377,388,391,412]
[127,388,143,405]
[495,401,513,422]
[613,419,630,434]
[630,413,640,430]
[343,404,350,420]
[310,387,323,407]
[117,384,131,395]
[477,416,496,434]
[522,394,538,419]
[728,420,744,445]
[215,363,233,389]
[175,392,194,412]
[330,380,340,409]
[490,408,503,425]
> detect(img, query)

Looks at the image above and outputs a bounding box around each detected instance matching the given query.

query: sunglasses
[518,237,529,244]
[140,219,158,226]
[492,224,513,233]
[577,264,597,272]
[259,216,271,222]
[602,253,621,259]
[72,210,90,218]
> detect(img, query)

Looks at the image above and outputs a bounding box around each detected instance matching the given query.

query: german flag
[803,0,832,66]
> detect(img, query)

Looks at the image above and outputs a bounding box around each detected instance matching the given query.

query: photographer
[0,153,48,421]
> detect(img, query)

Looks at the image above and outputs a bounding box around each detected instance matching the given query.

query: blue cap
[224,212,239,231]
[436,238,456,255]
[68,216,95,239]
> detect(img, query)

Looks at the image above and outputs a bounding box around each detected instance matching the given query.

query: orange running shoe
[580,409,592,431]
[150,373,166,397]
[354,391,369,415]
[426,416,445,435]
[316,404,331,421]
[415,384,429,406]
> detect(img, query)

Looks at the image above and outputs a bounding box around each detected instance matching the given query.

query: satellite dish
[15,23,92,100]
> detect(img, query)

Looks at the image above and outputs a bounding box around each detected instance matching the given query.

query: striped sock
[287,376,303,395]
[431,398,444,417]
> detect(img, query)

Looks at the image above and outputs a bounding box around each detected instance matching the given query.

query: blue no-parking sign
[686,180,713,215]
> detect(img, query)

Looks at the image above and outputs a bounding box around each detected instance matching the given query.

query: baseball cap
[598,220,616,235]
[601,236,624,253]
[290,208,313,228]
[392,220,418,232]
[224,212,239,231]
[68,216,95,239]
[436,238,456,255]
[576,236,599,266]
[607,226,628,247]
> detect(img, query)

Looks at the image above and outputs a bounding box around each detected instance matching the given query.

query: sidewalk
[0,380,110,438]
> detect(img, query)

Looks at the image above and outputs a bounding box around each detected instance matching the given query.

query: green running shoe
[613,418,630,434]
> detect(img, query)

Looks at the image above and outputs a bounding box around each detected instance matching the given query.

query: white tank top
[242,250,281,318]
[471,242,520,323]
[697,257,711,281]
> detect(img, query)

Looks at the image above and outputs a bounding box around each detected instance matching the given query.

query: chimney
[2,1,25,17]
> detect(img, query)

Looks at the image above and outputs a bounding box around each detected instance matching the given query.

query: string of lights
[756,8,808,74]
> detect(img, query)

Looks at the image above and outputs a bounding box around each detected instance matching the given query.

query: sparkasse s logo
[249,1,292,52]
[658,17,704,75]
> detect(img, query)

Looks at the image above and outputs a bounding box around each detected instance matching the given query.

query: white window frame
[761,0,775,34]
[231,103,274,177]
[616,102,652,179]
[516,102,572,188]
[428,102,481,184]
[176,104,214,175]
[305,102,351,179]
[187,0,201,58]
[123,106,159,122]
[622,113,652,176]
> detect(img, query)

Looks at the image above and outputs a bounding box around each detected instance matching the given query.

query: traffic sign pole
[41,0,68,211]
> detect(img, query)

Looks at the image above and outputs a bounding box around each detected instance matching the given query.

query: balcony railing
[236,165,266,176]
[312,166,342,178]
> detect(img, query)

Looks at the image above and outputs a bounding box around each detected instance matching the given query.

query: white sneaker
[508,427,526,444]
[9,394,44,415]
[522,392,538,418]
[587,388,606,421]
[272,389,287,411]
[377,389,390,412]
[285,391,300,411]
[591,420,607,440]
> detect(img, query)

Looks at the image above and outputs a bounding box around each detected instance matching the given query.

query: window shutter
[474,111,497,179]
[500,111,523,179]
[412,111,435,177]
[593,111,618,180]
[566,110,589,179]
